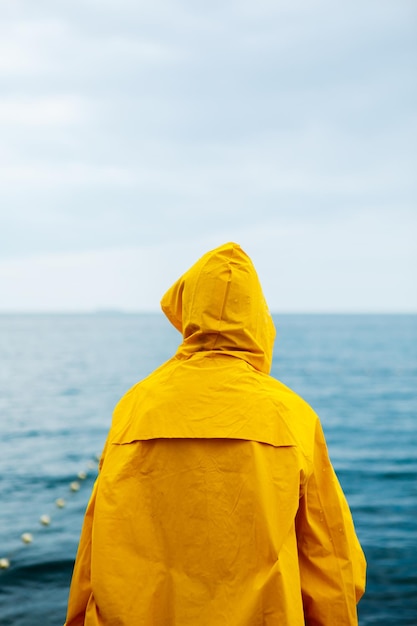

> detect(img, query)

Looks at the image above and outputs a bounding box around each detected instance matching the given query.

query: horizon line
[0,309,416,316]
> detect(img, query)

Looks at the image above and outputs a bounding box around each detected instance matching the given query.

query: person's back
[65,242,366,625]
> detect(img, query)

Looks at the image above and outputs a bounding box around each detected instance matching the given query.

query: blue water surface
[0,313,416,625]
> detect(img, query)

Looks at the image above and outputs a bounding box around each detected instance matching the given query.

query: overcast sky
[1,0,416,313]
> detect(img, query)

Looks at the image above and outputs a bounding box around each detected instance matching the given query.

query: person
[64,242,366,626]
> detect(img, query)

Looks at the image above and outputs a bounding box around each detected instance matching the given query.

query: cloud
[236,208,417,313]
[0,18,69,76]
[0,0,415,311]
[0,242,209,312]
[0,163,134,186]
[0,95,87,125]
[1,208,416,313]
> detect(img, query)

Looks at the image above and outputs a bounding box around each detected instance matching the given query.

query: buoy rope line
[0,453,100,571]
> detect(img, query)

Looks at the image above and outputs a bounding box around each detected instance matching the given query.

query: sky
[0,0,416,313]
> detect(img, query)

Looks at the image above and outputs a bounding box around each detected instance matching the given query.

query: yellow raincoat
[65,242,366,626]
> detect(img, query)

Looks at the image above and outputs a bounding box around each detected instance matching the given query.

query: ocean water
[0,313,416,625]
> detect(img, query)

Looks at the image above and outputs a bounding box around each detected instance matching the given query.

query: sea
[0,313,416,625]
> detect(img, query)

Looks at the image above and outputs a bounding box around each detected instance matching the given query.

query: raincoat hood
[161,242,276,374]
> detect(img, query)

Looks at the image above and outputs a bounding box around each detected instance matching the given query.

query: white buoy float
[0,455,99,572]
